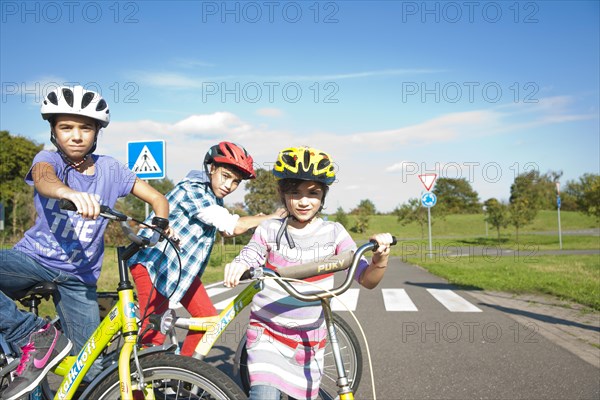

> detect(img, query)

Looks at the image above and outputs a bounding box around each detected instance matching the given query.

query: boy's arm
[196,206,286,237]
[130,178,169,219]
[31,162,101,219]
[223,207,287,237]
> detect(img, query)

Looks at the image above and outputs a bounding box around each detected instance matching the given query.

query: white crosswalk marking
[207,287,230,297]
[382,289,418,311]
[426,289,482,312]
[207,286,482,313]
[331,289,360,311]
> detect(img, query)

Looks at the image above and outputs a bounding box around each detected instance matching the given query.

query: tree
[510,169,561,211]
[103,177,175,246]
[433,177,480,214]
[564,173,600,221]
[244,168,280,215]
[350,199,374,233]
[332,206,348,227]
[394,198,428,239]
[351,199,376,215]
[508,197,536,241]
[118,177,175,220]
[483,198,508,239]
[0,131,44,236]
[352,207,370,234]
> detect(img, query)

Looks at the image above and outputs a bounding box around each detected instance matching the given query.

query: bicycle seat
[15,282,58,308]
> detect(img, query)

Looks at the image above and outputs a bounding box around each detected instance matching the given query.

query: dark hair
[48,115,102,131]
[277,178,329,209]
[211,162,247,179]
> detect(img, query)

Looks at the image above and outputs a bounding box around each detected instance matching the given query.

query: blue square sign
[127,140,166,180]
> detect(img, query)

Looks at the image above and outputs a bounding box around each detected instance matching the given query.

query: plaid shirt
[129,170,223,303]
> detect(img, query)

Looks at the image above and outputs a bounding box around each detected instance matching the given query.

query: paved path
[468,290,600,368]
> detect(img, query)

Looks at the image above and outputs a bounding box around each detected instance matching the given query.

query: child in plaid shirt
[128,142,285,356]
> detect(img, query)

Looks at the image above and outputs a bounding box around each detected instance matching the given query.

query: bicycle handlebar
[59,199,162,247]
[242,236,397,302]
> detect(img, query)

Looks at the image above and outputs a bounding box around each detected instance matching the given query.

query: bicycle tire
[238,313,363,399]
[88,353,246,400]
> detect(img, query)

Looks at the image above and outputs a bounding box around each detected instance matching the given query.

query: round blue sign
[421,192,437,208]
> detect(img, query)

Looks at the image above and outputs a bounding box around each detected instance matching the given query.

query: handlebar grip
[59,199,123,220]
[59,199,77,211]
[152,216,169,230]
[369,236,397,251]
[240,268,253,281]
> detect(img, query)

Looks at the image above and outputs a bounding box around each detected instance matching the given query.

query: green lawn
[414,254,600,310]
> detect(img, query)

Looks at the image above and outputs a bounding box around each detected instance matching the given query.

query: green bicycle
[8,201,247,400]
[151,249,379,399]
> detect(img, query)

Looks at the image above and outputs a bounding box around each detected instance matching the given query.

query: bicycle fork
[322,299,354,400]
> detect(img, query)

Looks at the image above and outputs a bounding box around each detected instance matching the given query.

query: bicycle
[1,201,247,400]
[152,237,396,400]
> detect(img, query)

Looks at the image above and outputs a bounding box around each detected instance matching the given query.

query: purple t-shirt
[14,150,136,285]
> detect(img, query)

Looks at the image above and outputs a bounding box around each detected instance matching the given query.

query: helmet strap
[50,129,95,170]
[275,216,296,250]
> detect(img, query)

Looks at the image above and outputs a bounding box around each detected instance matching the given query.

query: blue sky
[1,1,598,212]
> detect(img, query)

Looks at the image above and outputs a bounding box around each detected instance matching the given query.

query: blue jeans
[249,385,282,400]
[0,289,46,349]
[0,249,102,379]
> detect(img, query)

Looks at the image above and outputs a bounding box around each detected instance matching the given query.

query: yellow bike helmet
[273,146,336,185]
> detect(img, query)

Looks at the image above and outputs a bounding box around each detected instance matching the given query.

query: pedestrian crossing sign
[127,140,166,180]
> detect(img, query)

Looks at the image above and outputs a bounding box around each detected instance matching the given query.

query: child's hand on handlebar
[223,261,250,288]
[370,232,394,266]
[62,191,101,220]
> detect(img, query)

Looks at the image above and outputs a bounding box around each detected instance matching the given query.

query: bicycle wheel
[238,313,363,400]
[88,353,246,400]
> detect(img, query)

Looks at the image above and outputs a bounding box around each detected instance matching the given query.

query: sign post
[419,174,438,259]
[0,201,4,231]
[127,140,166,218]
[556,181,562,250]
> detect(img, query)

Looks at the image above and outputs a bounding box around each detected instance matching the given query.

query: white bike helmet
[41,85,110,128]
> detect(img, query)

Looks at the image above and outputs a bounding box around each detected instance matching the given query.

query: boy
[0,85,169,399]
[129,141,286,356]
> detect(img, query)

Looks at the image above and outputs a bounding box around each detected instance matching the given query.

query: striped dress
[233,217,368,399]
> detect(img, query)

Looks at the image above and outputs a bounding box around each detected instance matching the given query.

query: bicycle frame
[51,246,150,400]
[168,279,264,359]
[44,201,167,400]
[157,240,394,400]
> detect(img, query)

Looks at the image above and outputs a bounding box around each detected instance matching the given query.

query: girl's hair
[277,179,329,210]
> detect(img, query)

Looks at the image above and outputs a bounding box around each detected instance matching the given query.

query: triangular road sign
[418,174,437,191]
[132,145,162,174]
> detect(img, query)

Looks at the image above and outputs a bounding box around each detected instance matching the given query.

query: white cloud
[131,69,441,89]
[256,108,284,117]
[94,96,595,213]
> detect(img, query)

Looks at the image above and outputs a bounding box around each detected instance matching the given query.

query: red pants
[130,263,217,357]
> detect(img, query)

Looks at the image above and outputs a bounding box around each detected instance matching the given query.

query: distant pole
[556,182,562,250]
[482,205,488,237]
[145,179,150,219]
[427,206,433,259]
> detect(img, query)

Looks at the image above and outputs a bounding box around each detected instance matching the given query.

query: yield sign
[418,174,437,191]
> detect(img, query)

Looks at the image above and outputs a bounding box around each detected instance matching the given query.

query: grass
[414,254,600,311]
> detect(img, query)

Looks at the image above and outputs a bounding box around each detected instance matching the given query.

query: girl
[224,146,393,400]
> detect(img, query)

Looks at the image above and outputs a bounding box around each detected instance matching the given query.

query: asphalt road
[196,257,600,399]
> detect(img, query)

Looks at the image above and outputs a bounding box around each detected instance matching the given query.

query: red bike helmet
[204,141,256,179]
